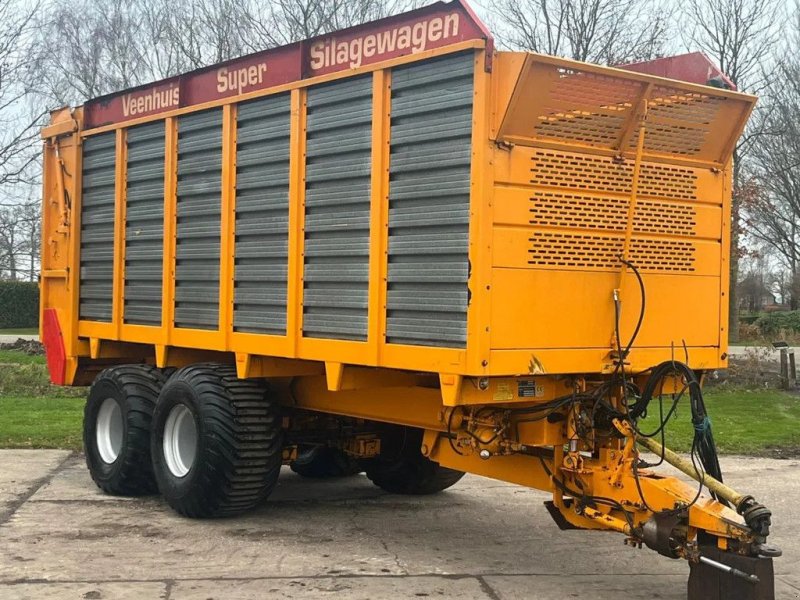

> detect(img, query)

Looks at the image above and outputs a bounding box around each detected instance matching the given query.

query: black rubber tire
[150,363,282,518]
[365,426,465,495]
[83,365,167,495]
[290,447,362,478]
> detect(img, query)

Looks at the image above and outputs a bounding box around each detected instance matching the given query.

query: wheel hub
[163,404,198,478]
[96,397,124,464]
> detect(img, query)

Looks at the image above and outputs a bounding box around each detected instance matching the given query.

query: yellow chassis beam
[278,372,757,556]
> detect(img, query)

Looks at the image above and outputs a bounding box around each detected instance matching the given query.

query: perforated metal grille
[531,150,698,201]
[648,87,722,124]
[536,69,640,148]
[527,233,695,272]
[527,149,701,272]
[303,76,372,341]
[529,193,697,237]
[635,201,696,235]
[175,109,222,330]
[234,93,290,335]
[532,69,724,158]
[79,131,116,322]
[124,121,165,326]
[386,52,473,348]
[631,87,724,156]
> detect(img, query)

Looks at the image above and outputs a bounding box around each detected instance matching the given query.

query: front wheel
[150,364,282,518]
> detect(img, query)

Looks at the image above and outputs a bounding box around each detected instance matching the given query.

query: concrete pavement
[0,450,798,599]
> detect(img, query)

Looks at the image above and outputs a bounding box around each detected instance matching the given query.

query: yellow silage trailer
[39,1,778,597]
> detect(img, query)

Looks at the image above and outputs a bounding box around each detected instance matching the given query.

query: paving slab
[0,450,71,521]
[0,451,796,599]
[0,581,166,600]
[170,576,491,599]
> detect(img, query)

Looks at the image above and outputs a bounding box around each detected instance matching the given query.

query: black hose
[628,360,728,507]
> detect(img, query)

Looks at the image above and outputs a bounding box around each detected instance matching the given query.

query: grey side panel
[386,52,473,348]
[175,109,222,330]
[124,121,165,326]
[234,94,291,335]
[79,131,117,322]
[303,76,372,341]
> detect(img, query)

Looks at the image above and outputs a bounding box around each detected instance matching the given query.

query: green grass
[0,351,87,449]
[640,388,800,455]
[0,396,84,450]
[0,347,799,454]
[0,361,84,397]
[0,328,38,335]
[0,349,45,365]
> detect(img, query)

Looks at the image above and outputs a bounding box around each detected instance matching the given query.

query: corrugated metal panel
[386,52,474,348]
[79,131,117,322]
[175,109,222,330]
[303,76,372,341]
[124,121,165,326]
[234,94,291,334]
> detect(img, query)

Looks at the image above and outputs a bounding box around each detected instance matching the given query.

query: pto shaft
[637,435,746,507]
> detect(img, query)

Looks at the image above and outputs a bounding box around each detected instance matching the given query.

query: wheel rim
[163,404,198,478]
[96,398,124,464]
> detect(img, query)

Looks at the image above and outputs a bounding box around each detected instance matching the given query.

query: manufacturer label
[518,380,544,398]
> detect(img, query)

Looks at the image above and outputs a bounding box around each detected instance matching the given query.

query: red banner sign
[84,0,491,128]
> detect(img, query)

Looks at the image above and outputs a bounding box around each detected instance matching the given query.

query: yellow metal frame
[43,43,756,396]
[367,69,391,365]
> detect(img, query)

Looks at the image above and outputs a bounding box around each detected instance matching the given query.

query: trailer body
[40,3,777,598]
[41,0,752,390]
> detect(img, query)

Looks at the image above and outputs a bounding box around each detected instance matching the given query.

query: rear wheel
[83,365,167,495]
[150,363,282,518]
[290,447,362,478]
[366,426,465,495]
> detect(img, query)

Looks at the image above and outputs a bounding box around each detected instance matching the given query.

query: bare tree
[0,203,37,278]
[0,0,45,189]
[743,56,800,309]
[242,0,419,51]
[683,0,782,95]
[682,0,785,337]
[737,247,791,309]
[29,0,165,105]
[487,0,671,64]
[30,0,421,106]
[0,175,38,282]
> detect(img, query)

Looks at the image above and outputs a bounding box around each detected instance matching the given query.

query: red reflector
[42,308,66,385]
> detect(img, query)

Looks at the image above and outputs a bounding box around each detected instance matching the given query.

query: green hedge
[0,281,39,329]
[754,311,800,336]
